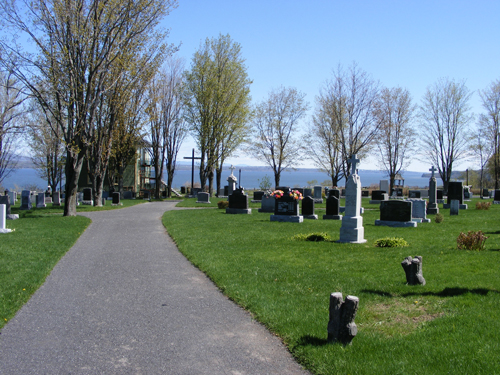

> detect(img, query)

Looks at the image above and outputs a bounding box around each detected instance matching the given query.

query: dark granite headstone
[143,190,151,199]
[372,190,386,200]
[20,190,32,210]
[112,192,120,204]
[328,189,340,199]
[181,186,186,194]
[341,189,346,196]
[253,191,265,201]
[274,194,299,216]
[229,188,248,209]
[83,188,92,201]
[304,188,312,197]
[380,200,412,222]
[409,190,421,198]
[447,182,463,205]
[361,190,369,197]
[391,188,403,197]
[123,191,133,199]
[224,186,229,196]
[0,196,11,215]
[325,195,340,216]
[275,186,290,193]
[482,188,489,197]
[494,190,500,202]
[302,196,315,216]
[437,190,443,200]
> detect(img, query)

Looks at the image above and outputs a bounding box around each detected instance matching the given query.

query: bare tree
[470,123,494,191]
[374,87,416,193]
[0,0,177,215]
[419,78,473,193]
[0,70,26,185]
[479,79,500,189]
[248,86,308,187]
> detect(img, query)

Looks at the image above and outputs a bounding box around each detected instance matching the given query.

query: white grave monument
[0,204,12,233]
[338,155,366,243]
[227,165,237,196]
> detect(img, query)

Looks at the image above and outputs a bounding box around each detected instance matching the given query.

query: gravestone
[391,188,403,197]
[82,188,93,205]
[270,188,302,222]
[450,199,459,215]
[301,196,317,219]
[427,166,439,215]
[323,195,342,220]
[143,190,151,200]
[218,188,225,197]
[338,155,366,243]
[437,190,443,199]
[224,186,229,196]
[196,192,211,204]
[369,190,388,204]
[401,256,425,285]
[380,180,389,194]
[252,191,265,201]
[44,195,52,204]
[341,189,346,197]
[102,191,109,199]
[226,188,251,214]
[313,186,323,204]
[123,191,133,200]
[463,186,472,200]
[0,204,13,233]
[20,190,32,210]
[0,196,10,215]
[493,190,500,204]
[482,188,489,199]
[227,174,237,196]
[258,196,275,212]
[304,188,312,197]
[327,292,359,345]
[361,190,369,197]
[408,190,421,199]
[7,191,15,206]
[444,182,467,209]
[112,192,121,205]
[375,200,417,227]
[181,186,186,194]
[36,193,46,208]
[52,191,61,206]
[407,198,430,223]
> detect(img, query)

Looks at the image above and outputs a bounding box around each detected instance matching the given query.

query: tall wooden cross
[429,165,437,179]
[350,154,360,175]
[183,148,201,193]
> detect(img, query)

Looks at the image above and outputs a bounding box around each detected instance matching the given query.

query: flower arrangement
[289,190,303,200]
[271,190,285,199]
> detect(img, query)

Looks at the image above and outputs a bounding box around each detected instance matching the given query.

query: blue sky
[169,1,499,172]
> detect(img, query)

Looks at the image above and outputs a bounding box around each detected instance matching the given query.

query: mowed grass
[0,197,147,329]
[162,199,500,374]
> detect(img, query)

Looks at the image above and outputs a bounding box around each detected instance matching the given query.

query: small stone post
[1,204,13,233]
[327,292,359,345]
[401,256,426,285]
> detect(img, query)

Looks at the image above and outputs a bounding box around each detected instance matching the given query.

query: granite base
[375,220,417,227]
[226,208,252,214]
[323,214,342,220]
[270,215,303,223]
[303,214,318,220]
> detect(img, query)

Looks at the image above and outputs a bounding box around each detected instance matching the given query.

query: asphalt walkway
[0,202,309,374]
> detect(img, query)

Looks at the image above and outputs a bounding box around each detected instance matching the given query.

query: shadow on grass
[362,287,500,298]
[484,230,500,234]
[296,335,328,347]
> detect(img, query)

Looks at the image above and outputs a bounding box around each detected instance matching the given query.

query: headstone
[339,155,366,243]
[304,188,312,197]
[143,190,151,200]
[181,186,186,194]
[463,186,472,200]
[341,189,346,197]
[258,196,275,213]
[252,191,265,201]
[427,166,439,215]
[408,190,421,199]
[407,198,430,223]
[493,190,500,204]
[361,190,369,197]
[102,191,109,199]
[437,190,444,200]
[401,256,425,285]
[380,180,389,194]
[313,185,323,204]
[226,188,251,214]
[123,191,133,200]
[191,188,201,197]
[52,191,61,206]
[482,188,489,199]
[36,193,46,208]
[7,191,15,205]
[444,182,467,209]
[327,292,359,345]
[0,196,10,215]
[302,196,317,219]
[370,190,388,204]
[390,188,403,197]
[218,188,225,197]
[44,195,52,204]
[418,189,429,198]
[0,204,13,233]
[224,186,229,196]
[270,188,303,222]
[196,192,210,204]
[450,199,459,215]
[31,192,37,206]
[328,188,340,199]
[227,174,237,196]
[20,190,32,210]
[323,195,342,220]
[375,200,417,227]
[82,187,93,205]
[112,192,121,205]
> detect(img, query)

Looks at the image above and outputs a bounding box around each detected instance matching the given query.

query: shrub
[217,200,229,209]
[374,237,409,248]
[457,231,489,250]
[476,201,491,210]
[434,213,444,223]
[293,232,332,242]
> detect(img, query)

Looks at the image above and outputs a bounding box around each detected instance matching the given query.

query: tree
[0,0,176,215]
[470,123,494,191]
[419,78,473,194]
[318,63,380,179]
[0,70,26,186]
[248,86,308,187]
[374,87,416,193]
[183,34,252,195]
[479,79,500,189]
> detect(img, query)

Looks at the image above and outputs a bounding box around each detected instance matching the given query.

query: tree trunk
[63,150,85,216]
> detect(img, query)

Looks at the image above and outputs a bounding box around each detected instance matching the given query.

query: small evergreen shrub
[457,231,489,250]
[293,232,332,242]
[476,201,491,210]
[374,237,409,248]
[434,213,444,223]
[217,200,229,209]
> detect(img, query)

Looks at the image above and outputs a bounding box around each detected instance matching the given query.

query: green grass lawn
[163,198,500,374]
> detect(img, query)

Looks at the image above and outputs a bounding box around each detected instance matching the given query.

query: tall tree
[248,86,308,187]
[0,70,26,186]
[374,87,416,193]
[470,124,494,192]
[183,34,252,195]
[479,79,500,189]
[419,78,473,193]
[0,0,176,215]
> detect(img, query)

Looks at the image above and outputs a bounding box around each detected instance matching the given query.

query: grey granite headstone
[380,180,389,194]
[408,190,421,199]
[407,198,430,223]
[313,185,323,203]
[0,204,13,233]
[370,190,388,204]
[258,196,275,213]
[20,190,32,210]
[304,188,312,197]
[450,199,459,215]
[196,192,210,204]
[36,193,46,208]
[52,191,61,206]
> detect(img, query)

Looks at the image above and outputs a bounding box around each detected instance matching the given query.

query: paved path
[0,202,309,374]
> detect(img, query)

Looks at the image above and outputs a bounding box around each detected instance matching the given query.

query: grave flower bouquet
[289,190,303,200]
[271,190,285,199]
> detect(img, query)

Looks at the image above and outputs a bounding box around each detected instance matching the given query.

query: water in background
[1,167,442,191]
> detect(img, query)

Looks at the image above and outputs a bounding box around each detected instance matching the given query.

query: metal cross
[429,165,437,179]
[183,148,201,193]
[350,154,360,175]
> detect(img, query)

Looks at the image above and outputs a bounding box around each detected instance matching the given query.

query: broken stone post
[401,256,426,285]
[327,292,359,345]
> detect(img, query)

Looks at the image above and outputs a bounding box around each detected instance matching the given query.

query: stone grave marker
[328,188,340,199]
[123,191,133,199]
[427,166,439,215]
[0,196,10,215]
[112,192,121,205]
[401,256,425,285]
[407,198,430,223]
[301,196,317,219]
[408,190,421,199]
[450,199,459,215]
[323,195,342,220]
[0,204,12,233]
[304,188,312,197]
[270,188,303,223]
[82,187,93,205]
[7,191,15,205]
[20,190,32,210]
[339,155,366,243]
[36,193,46,208]
[463,186,472,200]
[258,195,275,213]
[375,200,416,227]
[227,174,237,196]
[196,192,210,204]
[391,188,403,197]
[252,191,265,202]
[380,180,389,194]
[494,190,500,204]
[369,190,388,204]
[327,292,359,345]
[218,188,225,197]
[52,192,61,206]
[482,188,489,199]
[226,188,251,214]
[445,182,466,208]
[313,185,323,203]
